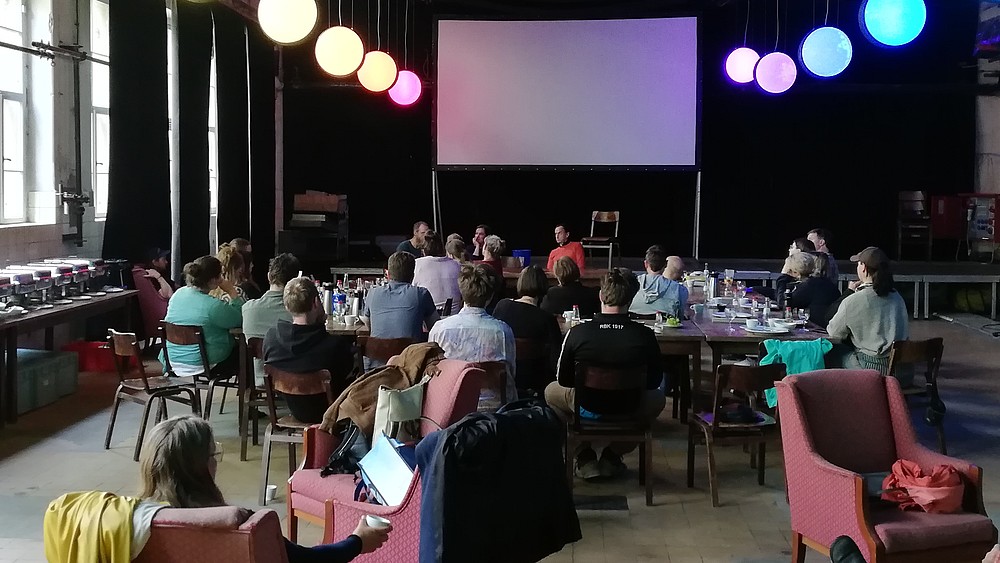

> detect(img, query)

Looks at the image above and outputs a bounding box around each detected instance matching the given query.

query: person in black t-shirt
[263,277,355,423]
[540,256,601,319]
[544,269,665,480]
[493,265,563,394]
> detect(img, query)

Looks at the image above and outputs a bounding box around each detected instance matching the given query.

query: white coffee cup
[366,515,391,529]
[767,318,781,328]
[344,314,358,327]
[745,319,760,329]
[265,484,277,503]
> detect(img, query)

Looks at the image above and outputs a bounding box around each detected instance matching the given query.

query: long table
[0,290,138,428]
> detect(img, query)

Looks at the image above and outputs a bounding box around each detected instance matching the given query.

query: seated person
[628,245,688,319]
[364,252,439,368]
[446,237,467,262]
[474,234,506,312]
[236,249,262,300]
[789,237,816,255]
[547,223,586,272]
[243,253,300,386]
[396,221,430,257]
[827,247,909,378]
[263,277,355,423]
[135,415,390,561]
[161,256,243,377]
[468,224,490,260]
[412,231,463,313]
[428,263,517,409]
[209,244,247,302]
[492,265,563,394]
[790,252,841,327]
[540,256,601,319]
[143,247,176,300]
[807,227,840,282]
[544,269,665,480]
[664,255,685,282]
[229,237,252,254]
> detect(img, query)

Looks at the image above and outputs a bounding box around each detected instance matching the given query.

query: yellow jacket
[43,491,142,563]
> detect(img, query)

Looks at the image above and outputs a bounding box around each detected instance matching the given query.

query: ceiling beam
[217,0,258,22]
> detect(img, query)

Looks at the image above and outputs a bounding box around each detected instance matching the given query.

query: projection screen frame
[431,15,703,172]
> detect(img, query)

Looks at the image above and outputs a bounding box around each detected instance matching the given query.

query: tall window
[91,0,110,219]
[0,0,25,224]
[208,45,218,217]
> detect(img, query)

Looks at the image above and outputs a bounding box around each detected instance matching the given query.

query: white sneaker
[575,458,600,480]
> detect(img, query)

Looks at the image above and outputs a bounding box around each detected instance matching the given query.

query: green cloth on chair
[760,338,832,407]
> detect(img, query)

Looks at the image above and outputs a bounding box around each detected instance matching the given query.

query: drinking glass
[725,306,738,331]
[735,281,746,300]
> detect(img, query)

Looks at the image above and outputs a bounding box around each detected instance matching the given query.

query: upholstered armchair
[286,359,485,559]
[134,506,288,563]
[777,369,997,562]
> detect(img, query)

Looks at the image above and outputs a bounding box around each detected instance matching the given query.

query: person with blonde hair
[540,256,600,318]
[475,234,505,274]
[446,238,467,262]
[209,244,247,302]
[134,414,391,561]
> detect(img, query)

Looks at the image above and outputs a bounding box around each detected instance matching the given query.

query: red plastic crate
[61,341,116,373]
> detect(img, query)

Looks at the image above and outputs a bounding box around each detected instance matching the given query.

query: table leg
[5,328,16,424]
[237,335,249,462]
[912,282,919,320]
[44,328,54,351]
[687,343,701,420]
[0,329,6,430]
[924,282,930,320]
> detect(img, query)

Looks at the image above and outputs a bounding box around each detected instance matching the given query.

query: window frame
[0,0,27,225]
[90,0,110,220]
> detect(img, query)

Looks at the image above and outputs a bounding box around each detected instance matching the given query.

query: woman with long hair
[137,415,390,561]
[209,244,247,302]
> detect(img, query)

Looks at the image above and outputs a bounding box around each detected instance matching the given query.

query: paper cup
[265,484,277,503]
[366,515,391,529]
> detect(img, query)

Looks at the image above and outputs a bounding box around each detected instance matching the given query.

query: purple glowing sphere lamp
[388,70,422,106]
[725,47,760,84]
[754,51,797,94]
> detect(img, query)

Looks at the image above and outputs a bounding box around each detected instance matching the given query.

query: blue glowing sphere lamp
[860,0,926,47]
[725,47,760,84]
[799,26,853,78]
[755,52,797,94]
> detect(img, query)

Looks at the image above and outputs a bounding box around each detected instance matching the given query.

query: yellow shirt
[44,491,142,563]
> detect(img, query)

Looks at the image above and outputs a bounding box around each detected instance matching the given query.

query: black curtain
[213,7,250,244]
[175,1,214,265]
[248,26,276,275]
[103,0,169,264]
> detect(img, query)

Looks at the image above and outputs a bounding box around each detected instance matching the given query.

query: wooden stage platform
[331,257,1000,320]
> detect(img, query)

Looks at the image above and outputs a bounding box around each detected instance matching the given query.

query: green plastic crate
[16,349,80,412]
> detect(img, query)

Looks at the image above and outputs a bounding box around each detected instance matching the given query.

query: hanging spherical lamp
[388,70,422,106]
[754,51,797,94]
[800,26,853,78]
[725,47,760,84]
[357,51,398,92]
[860,0,926,47]
[315,26,364,77]
[257,0,318,45]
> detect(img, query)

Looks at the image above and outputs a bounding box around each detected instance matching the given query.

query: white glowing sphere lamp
[357,51,398,93]
[315,26,365,77]
[258,0,318,45]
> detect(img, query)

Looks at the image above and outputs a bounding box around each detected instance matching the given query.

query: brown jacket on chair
[319,342,446,440]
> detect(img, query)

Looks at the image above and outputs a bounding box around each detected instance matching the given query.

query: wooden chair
[359,336,415,368]
[471,360,511,413]
[104,329,200,462]
[260,365,334,506]
[687,363,786,507]
[887,337,947,454]
[442,298,453,317]
[159,321,239,421]
[513,337,552,397]
[580,211,620,269]
[566,363,654,506]
[239,337,270,462]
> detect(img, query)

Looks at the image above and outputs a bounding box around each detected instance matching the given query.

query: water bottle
[572,304,580,321]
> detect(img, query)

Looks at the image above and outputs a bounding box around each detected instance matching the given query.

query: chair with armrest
[778,369,996,563]
[286,359,485,554]
[159,321,239,421]
[565,363,654,506]
[360,336,415,370]
[580,211,620,269]
[887,337,947,454]
[260,366,334,506]
[687,363,786,507]
[470,360,511,412]
[133,506,289,563]
[104,329,200,462]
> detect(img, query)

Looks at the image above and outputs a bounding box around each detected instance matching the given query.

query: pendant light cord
[743,0,750,46]
[774,0,779,51]
[404,0,409,68]
[824,0,829,26]
[376,0,381,50]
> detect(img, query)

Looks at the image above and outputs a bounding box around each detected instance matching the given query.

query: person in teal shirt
[161,255,245,376]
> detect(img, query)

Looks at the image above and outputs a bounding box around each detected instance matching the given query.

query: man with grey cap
[826,246,909,380]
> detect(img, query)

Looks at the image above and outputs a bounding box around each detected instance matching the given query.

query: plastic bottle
[572,304,581,321]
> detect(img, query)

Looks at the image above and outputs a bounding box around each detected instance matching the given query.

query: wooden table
[0,290,138,427]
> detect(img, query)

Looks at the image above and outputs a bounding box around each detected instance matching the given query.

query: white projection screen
[435,17,700,168]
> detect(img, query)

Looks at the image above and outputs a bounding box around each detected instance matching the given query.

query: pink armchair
[134,506,288,563]
[287,359,485,558]
[777,369,997,563]
[132,266,169,347]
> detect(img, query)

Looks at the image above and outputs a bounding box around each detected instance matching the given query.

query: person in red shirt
[546,224,586,272]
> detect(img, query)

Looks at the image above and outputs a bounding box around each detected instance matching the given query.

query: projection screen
[435,17,699,168]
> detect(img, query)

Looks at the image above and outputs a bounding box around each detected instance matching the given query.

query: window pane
[91,62,109,108]
[94,112,110,169]
[2,170,23,220]
[94,172,108,217]
[3,99,23,172]
[0,27,23,93]
[90,0,110,58]
[0,0,22,33]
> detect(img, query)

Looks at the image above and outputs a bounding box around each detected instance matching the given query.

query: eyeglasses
[210,441,224,463]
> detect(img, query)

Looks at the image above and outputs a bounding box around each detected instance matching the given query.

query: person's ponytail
[870,264,894,296]
[183,256,222,289]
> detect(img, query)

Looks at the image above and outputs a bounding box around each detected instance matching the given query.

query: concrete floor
[0,317,997,562]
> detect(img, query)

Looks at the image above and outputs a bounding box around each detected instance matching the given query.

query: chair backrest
[247,337,264,360]
[898,190,928,218]
[131,266,168,341]
[107,329,151,390]
[362,336,416,365]
[442,298,453,317]
[776,369,897,473]
[159,321,211,376]
[887,337,943,388]
[514,337,546,362]
[420,359,486,436]
[570,363,645,428]
[708,363,786,430]
[471,360,510,407]
[262,365,333,424]
[134,506,289,563]
[589,211,620,237]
